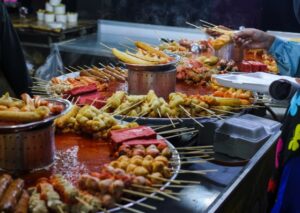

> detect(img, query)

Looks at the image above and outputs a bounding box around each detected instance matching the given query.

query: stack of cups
[37,0,78,24]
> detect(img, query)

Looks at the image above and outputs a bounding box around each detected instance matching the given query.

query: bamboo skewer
[199,19,217,27]
[192,103,224,120]
[132,184,180,201]
[171,160,207,165]
[166,113,176,128]
[179,105,204,127]
[69,66,80,72]
[174,145,213,150]
[113,100,144,116]
[99,42,113,50]
[185,21,203,30]
[57,206,64,213]
[158,127,196,135]
[123,189,164,201]
[164,130,199,139]
[115,203,144,213]
[121,200,154,211]
[121,198,157,210]
[152,122,180,131]
[64,67,74,73]
[153,184,195,188]
[75,196,93,209]
[178,150,215,155]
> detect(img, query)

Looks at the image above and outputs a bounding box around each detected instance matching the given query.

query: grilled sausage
[0,178,24,212]
[14,190,29,213]
[0,174,12,198]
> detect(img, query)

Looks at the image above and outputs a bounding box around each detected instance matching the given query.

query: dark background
[13,0,300,32]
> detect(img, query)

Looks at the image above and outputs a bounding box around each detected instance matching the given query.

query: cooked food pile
[55,104,139,139]
[176,57,238,85]
[102,90,252,118]
[112,41,175,65]
[0,93,64,123]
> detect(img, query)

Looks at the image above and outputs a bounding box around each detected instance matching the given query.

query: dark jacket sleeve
[0,2,32,96]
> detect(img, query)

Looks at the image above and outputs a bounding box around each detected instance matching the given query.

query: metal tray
[0,98,72,133]
[106,137,181,212]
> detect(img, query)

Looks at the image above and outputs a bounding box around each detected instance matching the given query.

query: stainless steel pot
[0,123,55,171]
[0,98,72,171]
[126,54,180,100]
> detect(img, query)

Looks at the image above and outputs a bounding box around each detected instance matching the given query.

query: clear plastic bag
[35,44,64,80]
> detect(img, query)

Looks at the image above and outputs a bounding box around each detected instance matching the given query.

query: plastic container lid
[238,114,282,134]
[215,117,269,143]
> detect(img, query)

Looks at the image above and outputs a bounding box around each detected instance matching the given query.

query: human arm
[233,28,300,77]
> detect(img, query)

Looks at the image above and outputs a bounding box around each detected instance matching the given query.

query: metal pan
[102,137,181,213]
[0,98,72,133]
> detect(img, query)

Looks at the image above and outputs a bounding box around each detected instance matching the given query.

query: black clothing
[0,2,31,96]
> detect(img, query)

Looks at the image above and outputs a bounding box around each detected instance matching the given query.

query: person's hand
[233,28,275,49]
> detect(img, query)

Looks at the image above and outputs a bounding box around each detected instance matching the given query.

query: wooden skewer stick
[178,150,214,155]
[171,160,207,164]
[99,42,113,50]
[178,155,211,160]
[32,77,48,82]
[199,19,217,27]
[158,127,196,135]
[174,145,213,150]
[121,197,157,210]
[180,169,218,173]
[179,105,204,127]
[113,100,144,116]
[153,184,196,188]
[119,42,137,51]
[210,107,237,115]
[69,66,80,72]
[57,69,65,75]
[185,21,203,30]
[75,196,93,209]
[64,67,74,73]
[175,116,183,122]
[192,103,224,120]
[156,109,162,118]
[115,203,144,213]
[166,113,176,128]
[132,184,180,201]
[164,130,199,139]
[152,122,180,131]
[178,170,217,175]
[74,96,80,105]
[57,206,64,213]
[123,189,164,201]
[148,175,181,184]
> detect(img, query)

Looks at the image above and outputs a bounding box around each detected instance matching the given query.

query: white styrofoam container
[213,72,298,94]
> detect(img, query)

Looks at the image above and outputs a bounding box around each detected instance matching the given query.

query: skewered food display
[244,49,278,73]
[176,57,238,85]
[0,93,64,123]
[25,128,179,212]
[159,39,214,57]
[55,104,139,139]
[112,41,175,65]
[102,90,252,118]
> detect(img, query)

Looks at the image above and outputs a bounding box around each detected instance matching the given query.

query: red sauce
[18,133,112,187]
